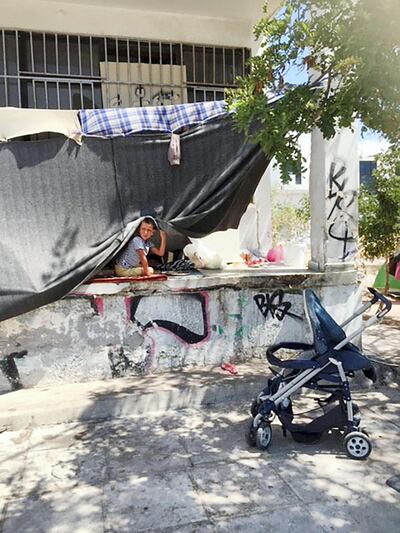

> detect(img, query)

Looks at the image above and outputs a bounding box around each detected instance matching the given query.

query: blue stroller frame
[246,287,392,459]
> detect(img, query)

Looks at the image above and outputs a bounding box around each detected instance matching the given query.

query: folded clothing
[159,259,199,273]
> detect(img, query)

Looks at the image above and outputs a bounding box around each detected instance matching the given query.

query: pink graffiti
[124,296,132,322]
[94,297,105,316]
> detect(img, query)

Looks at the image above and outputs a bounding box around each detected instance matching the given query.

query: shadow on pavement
[1,385,400,532]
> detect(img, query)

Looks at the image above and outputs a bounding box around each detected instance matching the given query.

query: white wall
[270,133,311,193]
[1,0,279,50]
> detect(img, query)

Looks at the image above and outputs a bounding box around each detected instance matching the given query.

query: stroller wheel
[344,431,372,460]
[245,418,257,447]
[255,422,272,451]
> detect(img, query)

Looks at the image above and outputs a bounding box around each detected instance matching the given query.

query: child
[115,217,167,277]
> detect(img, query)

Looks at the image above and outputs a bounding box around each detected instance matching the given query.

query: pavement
[0,291,399,532]
[362,294,400,384]
[0,389,399,533]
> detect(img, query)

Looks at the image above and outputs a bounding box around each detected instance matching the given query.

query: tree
[227,0,400,182]
[271,193,310,243]
[358,146,400,294]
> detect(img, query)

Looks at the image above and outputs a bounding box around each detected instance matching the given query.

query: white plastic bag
[184,241,225,269]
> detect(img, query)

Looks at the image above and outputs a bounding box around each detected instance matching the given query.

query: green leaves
[227,0,400,182]
[359,145,400,261]
[272,192,310,243]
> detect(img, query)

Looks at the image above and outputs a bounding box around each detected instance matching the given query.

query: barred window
[0,30,250,109]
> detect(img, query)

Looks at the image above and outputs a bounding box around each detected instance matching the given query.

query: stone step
[0,361,269,431]
[1,356,398,432]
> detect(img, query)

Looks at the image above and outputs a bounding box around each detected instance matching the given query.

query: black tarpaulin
[0,116,269,321]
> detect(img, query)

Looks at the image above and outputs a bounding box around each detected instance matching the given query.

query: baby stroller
[246,287,392,459]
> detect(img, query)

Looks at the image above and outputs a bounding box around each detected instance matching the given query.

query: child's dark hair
[141,217,157,229]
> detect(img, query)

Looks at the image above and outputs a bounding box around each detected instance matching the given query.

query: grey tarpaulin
[0,116,269,321]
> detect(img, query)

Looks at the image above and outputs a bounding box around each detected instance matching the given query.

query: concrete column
[309,127,359,271]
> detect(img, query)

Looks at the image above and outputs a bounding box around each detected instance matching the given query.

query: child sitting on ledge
[115,217,167,277]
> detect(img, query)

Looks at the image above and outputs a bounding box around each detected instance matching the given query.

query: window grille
[0,29,250,109]
[295,172,302,185]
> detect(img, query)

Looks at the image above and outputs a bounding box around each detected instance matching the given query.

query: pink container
[266,244,285,263]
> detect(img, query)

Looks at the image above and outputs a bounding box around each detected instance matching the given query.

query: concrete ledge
[71,267,359,296]
[0,361,270,431]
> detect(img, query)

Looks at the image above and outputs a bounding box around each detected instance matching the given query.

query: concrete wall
[0,272,361,392]
[1,0,278,51]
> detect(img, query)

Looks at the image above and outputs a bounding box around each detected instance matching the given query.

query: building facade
[0,1,363,392]
[1,0,275,110]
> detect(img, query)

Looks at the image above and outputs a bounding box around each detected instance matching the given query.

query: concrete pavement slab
[22,445,107,495]
[0,426,31,452]
[173,409,259,467]
[307,498,400,533]
[103,472,207,532]
[0,450,26,501]
[105,419,190,478]
[361,388,400,429]
[190,460,300,517]
[270,450,397,506]
[0,390,399,532]
[154,407,279,468]
[163,506,327,533]
[27,422,91,452]
[0,486,103,533]
[211,506,326,533]
[158,522,214,533]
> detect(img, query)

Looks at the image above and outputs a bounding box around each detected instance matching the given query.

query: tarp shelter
[374,263,400,292]
[0,107,82,144]
[0,102,270,321]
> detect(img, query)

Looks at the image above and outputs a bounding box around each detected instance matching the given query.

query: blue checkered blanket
[80,100,229,137]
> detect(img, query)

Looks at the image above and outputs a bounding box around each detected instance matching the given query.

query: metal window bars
[0,29,250,109]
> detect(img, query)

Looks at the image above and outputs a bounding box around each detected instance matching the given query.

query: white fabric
[0,107,82,144]
[238,203,261,255]
[168,133,181,165]
[191,229,242,264]
[184,241,225,269]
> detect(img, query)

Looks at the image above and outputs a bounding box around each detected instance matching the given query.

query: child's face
[139,221,155,241]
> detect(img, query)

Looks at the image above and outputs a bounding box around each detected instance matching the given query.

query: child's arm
[137,249,153,276]
[150,230,167,257]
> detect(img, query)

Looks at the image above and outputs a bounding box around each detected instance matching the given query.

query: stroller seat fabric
[304,289,347,356]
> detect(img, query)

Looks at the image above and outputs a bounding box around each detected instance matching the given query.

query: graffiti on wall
[0,350,27,390]
[326,162,357,261]
[254,290,302,321]
[108,345,151,377]
[0,286,313,391]
[102,292,212,378]
[130,292,210,344]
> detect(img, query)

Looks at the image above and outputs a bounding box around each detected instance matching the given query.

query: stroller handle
[368,287,392,315]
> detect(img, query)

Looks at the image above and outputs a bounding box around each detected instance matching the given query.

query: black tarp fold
[0,116,269,321]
